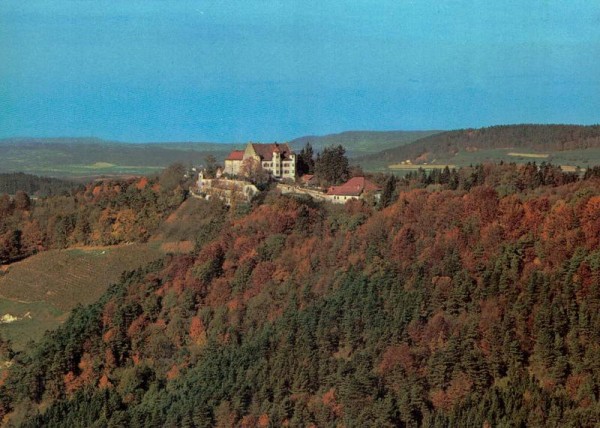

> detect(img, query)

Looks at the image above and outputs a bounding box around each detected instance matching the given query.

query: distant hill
[289,130,441,157]
[0,137,115,146]
[0,132,443,177]
[358,124,600,171]
[0,138,238,178]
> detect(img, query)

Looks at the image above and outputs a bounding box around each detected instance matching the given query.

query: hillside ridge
[289,129,442,156]
[358,124,600,167]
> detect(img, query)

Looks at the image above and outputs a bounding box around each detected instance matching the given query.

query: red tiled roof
[226,150,244,161]
[326,177,381,196]
[251,143,294,161]
[301,174,314,183]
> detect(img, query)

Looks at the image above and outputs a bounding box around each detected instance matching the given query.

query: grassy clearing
[434,148,600,170]
[0,244,163,310]
[0,299,65,351]
[507,152,549,158]
[89,162,117,168]
[33,164,165,177]
[0,243,164,350]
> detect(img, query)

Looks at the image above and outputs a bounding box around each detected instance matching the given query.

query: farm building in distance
[224,142,296,180]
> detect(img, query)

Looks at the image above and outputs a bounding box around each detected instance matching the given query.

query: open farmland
[0,243,164,350]
[0,138,236,178]
[506,152,549,158]
[362,148,600,174]
[388,163,455,171]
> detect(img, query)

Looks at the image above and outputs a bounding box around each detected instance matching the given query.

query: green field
[388,163,456,170]
[0,138,236,178]
[449,147,600,169]
[31,163,166,178]
[0,243,164,350]
[0,299,65,352]
[360,147,600,173]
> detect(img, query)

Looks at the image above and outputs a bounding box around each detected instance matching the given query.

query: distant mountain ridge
[289,130,442,156]
[7,125,600,177]
[0,137,116,146]
[358,124,600,167]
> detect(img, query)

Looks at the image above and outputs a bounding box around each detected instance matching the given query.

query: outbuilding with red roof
[327,177,381,203]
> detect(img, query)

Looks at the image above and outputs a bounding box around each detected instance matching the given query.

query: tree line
[0,165,188,264]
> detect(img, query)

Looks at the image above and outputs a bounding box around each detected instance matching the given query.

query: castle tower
[273,146,281,177]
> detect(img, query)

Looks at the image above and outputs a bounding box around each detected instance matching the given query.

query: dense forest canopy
[359,124,600,165]
[0,162,599,426]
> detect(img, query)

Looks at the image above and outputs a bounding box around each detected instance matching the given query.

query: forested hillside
[0,166,188,264]
[290,130,441,156]
[359,124,600,166]
[1,163,600,427]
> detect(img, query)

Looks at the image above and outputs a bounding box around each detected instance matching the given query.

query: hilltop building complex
[224,142,296,180]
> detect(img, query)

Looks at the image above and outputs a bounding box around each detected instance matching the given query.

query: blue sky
[1,1,599,142]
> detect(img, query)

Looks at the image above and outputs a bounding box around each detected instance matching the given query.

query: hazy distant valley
[4,125,600,180]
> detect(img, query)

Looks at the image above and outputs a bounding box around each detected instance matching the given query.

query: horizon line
[1,122,600,144]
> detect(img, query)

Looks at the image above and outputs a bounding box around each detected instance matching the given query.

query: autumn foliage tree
[0,172,185,263]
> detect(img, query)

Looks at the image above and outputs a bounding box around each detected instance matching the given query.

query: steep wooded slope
[1,167,600,427]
